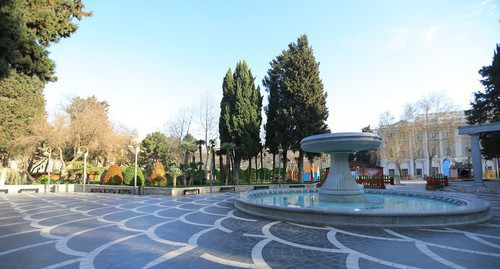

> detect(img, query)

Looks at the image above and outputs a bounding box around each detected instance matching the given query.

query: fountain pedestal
[300,132,382,203]
[319,152,364,202]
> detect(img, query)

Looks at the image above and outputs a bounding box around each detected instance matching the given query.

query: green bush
[37,175,48,184]
[102,164,124,185]
[100,169,107,184]
[122,165,145,186]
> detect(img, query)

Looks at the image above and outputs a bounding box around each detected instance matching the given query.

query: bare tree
[415,92,458,176]
[165,106,193,145]
[378,121,411,180]
[197,92,219,176]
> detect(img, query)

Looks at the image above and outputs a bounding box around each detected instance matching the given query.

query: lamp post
[77,146,89,192]
[129,144,140,195]
[43,148,52,185]
[278,144,283,188]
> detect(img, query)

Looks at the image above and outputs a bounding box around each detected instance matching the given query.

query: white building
[377,111,498,179]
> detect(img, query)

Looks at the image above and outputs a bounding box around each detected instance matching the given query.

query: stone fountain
[300,132,382,202]
[234,132,492,227]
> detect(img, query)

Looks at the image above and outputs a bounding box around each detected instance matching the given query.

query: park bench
[18,187,39,193]
[118,189,132,194]
[254,185,269,190]
[90,187,104,193]
[289,185,305,188]
[220,186,236,192]
[0,189,8,194]
[183,188,200,195]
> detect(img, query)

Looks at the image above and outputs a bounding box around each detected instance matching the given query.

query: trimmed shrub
[122,165,145,186]
[148,162,167,187]
[102,164,124,185]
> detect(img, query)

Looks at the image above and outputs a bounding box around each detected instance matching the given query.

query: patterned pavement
[0,186,499,269]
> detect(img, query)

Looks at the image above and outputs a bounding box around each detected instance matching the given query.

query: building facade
[377,111,498,179]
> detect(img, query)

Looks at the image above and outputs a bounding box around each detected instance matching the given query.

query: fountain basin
[235,189,492,228]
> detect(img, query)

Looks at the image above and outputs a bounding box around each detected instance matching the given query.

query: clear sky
[44,0,499,139]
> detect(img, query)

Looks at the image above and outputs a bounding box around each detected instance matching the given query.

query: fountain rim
[239,189,488,215]
[235,189,492,227]
[300,132,382,153]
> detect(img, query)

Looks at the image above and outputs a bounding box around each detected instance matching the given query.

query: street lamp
[278,144,283,188]
[77,146,89,192]
[128,143,140,195]
[43,148,52,185]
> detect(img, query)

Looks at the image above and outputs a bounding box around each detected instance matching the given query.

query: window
[431,167,439,176]
[416,169,422,177]
[389,169,396,177]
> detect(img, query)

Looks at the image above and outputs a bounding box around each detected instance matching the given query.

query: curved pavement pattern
[0,190,499,269]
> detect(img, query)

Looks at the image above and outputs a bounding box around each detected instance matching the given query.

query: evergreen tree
[122,165,145,186]
[349,125,379,166]
[0,0,92,81]
[263,54,290,171]
[219,61,262,183]
[0,70,45,164]
[466,44,500,160]
[263,35,329,183]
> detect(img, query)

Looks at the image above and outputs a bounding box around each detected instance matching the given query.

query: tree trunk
[260,149,264,181]
[233,156,241,185]
[189,171,194,186]
[219,154,224,184]
[247,157,252,184]
[225,154,230,186]
[298,151,304,184]
[204,145,209,180]
[255,156,259,181]
[283,151,288,183]
[198,145,203,173]
[272,153,276,181]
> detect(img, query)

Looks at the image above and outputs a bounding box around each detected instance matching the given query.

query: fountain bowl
[301,132,382,153]
[235,188,492,228]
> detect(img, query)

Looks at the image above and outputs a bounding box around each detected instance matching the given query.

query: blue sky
[45,0,499,139]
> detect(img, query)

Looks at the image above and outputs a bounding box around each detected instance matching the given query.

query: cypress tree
[264,35,329,183]
[219,61,262,183]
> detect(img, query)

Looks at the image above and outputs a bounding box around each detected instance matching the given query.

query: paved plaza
[0,183,499,269]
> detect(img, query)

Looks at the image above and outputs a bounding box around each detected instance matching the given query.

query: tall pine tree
[264,35,329,183]
[219,61,262,183]
[466,44,500,161]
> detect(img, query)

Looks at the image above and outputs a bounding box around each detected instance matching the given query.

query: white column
[470,134,484,186]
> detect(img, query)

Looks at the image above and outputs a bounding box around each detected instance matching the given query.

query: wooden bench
[254,185,269,190]
[0,189,8,194]
[183,189,200,195]
[289,185,305,188]
[220,186,236,192]
[18,188,39,193]
[118,189,132,194]
[90,187,104,193]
